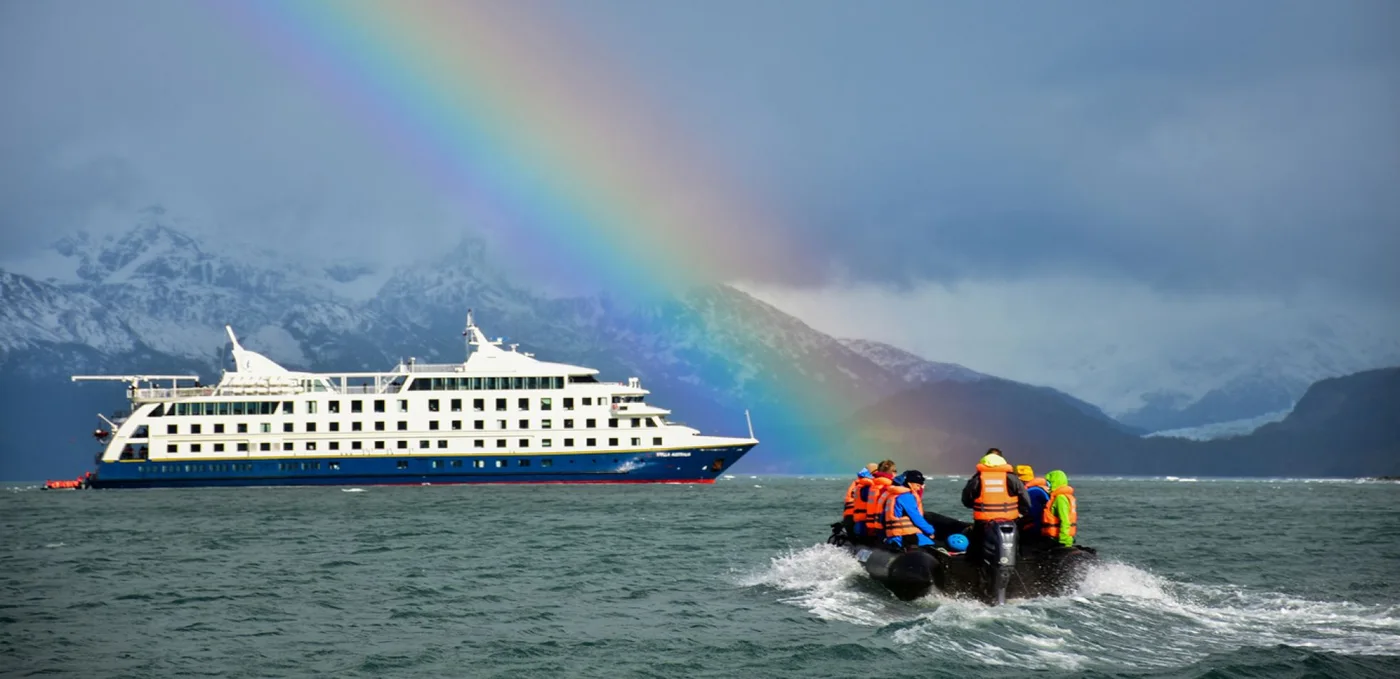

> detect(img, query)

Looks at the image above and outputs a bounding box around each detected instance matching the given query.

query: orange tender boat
[44,472,94,490]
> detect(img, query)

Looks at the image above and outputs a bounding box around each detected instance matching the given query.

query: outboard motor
[827,522,849,547]
[985,520,1019,606]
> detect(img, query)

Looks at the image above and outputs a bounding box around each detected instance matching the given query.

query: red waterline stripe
[355,478,717,486]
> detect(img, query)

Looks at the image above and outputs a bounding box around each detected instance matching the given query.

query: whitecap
[736,544,890,626]
[746,548,1400,670]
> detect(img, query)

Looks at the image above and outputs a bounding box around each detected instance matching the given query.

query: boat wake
[740,544,1400,671]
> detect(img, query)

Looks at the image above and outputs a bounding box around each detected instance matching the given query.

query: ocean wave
[741,546,1400,671]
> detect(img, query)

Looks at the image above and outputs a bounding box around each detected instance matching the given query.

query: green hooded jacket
[1045,470,1074,547]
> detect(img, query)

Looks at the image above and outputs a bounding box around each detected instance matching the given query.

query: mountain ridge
[844,365,1400,476]
[4,211,1392,479]
[1,213,902,479]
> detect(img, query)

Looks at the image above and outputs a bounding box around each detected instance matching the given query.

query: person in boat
[862,460,898,542]
[842,464,878,539]
[873,459,896,481]
[1016,464,1052,537]
[1042,470,1078,547]
[961,449,1032,564]
[882,470,937,549]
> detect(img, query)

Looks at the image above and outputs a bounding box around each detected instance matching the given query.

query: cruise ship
[70,312,757,488]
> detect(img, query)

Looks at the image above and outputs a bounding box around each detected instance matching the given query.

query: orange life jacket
[972,462,1020,521]
[1042,485,1078,539]
[882,486,924,538]
[863,477,894,534]
[843,476,873,521]
[1025,477,1048,491]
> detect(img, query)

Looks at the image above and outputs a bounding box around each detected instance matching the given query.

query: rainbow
[220,0,866,472]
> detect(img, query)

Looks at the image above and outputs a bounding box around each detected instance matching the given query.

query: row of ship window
[137,436,665,454]
[405,376,582,390]
[150,416,660,437]
[159,395,636,417]
[133,456,619,474]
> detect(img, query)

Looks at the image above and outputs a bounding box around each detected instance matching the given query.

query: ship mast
[463,308,475,358]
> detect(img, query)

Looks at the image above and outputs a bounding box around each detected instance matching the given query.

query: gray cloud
[0,1,477,263]
[2,1,1397,301]
[574,1,1400,299]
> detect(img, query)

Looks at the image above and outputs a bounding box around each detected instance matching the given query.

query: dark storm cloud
[2,1,1397,299]
[574,1,1400,298]
[0,1,473,262]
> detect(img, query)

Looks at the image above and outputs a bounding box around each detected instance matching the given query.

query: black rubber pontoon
[828,511,1097,605]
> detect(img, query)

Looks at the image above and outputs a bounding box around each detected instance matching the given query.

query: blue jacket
[884,492,936,547]
[1026,485,1051,526]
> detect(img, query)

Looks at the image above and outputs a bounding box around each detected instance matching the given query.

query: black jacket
[961,470,1032,518]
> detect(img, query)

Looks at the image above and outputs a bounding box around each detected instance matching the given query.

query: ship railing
[610,403,666,412]
[134,386,308,399]
[133,387,221,400]
[339,385,383,394]
[216,386,303,396]
[400,363,468,373]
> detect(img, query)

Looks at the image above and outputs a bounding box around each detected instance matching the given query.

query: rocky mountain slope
[6,209,1390,479]
[1077,319,1400,432]
[0,211,904,479]
[842,338,1142,435]
[837,339,986,384]
[844,366,1400,476]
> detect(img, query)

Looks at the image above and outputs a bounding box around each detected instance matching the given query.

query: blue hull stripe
[89,445,753,489]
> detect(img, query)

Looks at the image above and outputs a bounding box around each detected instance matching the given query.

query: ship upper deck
[80,314,652,404]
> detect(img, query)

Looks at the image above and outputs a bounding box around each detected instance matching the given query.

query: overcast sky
[2,1,1397,403]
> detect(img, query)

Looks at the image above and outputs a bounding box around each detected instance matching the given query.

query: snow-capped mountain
[1092,318,1400,432]
[1145,408,1293,441]
[8,208,1391,479]
[838,339,986,383]
[0,272,136,357]
[841,338,1140,434]
[3,208,387,366]
[0,209,905,479]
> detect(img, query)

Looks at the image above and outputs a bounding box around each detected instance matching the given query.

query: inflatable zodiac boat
[828,512,1097,605]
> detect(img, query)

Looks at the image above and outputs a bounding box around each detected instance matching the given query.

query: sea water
[3,477,1398,678]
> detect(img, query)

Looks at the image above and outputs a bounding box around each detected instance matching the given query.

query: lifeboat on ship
[828,511,1097,605]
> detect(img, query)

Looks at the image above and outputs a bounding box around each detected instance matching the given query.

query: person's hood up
[857,468,873,479]
[1046,470,1069,490]
[979,452,1008,467]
